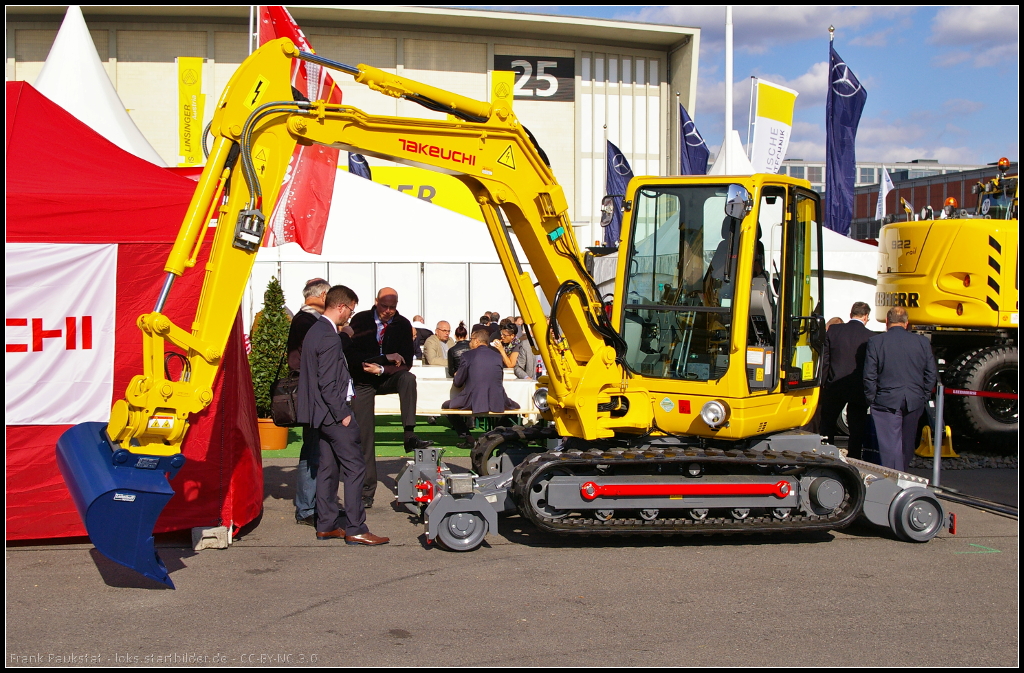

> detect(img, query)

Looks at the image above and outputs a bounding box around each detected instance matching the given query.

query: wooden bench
[435,408,523,432]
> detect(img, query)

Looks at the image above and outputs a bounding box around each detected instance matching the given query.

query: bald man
[342,287,432,508]
[422,321,455,366]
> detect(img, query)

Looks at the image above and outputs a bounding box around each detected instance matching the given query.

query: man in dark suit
[443,329,520,447]
[286,278,330,527]
[820,301,874,459]
[863,306,938,471]
[296,285,388,546]
[343,287,431,508]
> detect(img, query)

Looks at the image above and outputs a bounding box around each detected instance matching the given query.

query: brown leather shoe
[316,529,345,541]
[345,532,390,546]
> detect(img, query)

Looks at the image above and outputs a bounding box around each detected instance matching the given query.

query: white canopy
[261,168,499,264]
[34,6,166,166]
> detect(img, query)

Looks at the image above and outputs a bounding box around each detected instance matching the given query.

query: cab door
[781,188,824,391]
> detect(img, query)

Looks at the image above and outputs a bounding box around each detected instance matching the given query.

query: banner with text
[177,56,205,167]
[749,79,798,174]
[5,243,117,425]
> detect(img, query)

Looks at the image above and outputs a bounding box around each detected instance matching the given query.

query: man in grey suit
[863,306,937,471]
[296,285,389,546]
[443,329,520,447]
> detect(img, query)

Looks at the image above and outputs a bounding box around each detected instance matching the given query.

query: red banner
[257,5,342,255]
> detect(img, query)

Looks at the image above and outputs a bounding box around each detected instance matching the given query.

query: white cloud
[929,6,1019,68]
[619,6,911,55]
[930,6,1019,45]
[849,28,893,48]
[942,98,986,116]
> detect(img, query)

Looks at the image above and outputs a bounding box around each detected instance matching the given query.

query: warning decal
[497,145,516,170]
[252,144,271,178]
[245,75,270,110]
[148,414,175,430]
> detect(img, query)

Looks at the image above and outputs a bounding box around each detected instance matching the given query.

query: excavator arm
[56,38,647,585]
[104,37,647,456]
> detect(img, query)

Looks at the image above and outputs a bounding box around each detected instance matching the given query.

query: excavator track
[510,446,865,536]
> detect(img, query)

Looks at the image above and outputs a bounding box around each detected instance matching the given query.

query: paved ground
[6,456,1018,667]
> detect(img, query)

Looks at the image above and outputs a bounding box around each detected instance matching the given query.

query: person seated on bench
[442,329,521,448]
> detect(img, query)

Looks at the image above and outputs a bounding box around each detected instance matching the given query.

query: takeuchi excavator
[57,38,952,587]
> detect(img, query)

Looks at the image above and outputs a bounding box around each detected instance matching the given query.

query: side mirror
[725,184,752,220]
[600,195,617,227]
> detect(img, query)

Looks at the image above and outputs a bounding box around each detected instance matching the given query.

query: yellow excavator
[56,38,951,586]
[875,160,1017,444]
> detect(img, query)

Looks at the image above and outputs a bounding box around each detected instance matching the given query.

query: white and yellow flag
[749,79,798,174]
[177,57,205,167]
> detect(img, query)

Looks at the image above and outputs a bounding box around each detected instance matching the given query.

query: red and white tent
[5,81,263,540]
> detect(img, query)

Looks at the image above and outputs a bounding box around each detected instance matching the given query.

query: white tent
[246,169,534,330]
[819,226,882,330]
[34,6,166,166]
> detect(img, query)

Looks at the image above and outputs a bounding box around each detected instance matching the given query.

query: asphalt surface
[6,456,1019,667]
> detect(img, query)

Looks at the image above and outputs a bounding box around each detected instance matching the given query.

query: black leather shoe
[456,436,475,449]
[404,436,435,452]
[295,515,316,527]
[362,497,373,509]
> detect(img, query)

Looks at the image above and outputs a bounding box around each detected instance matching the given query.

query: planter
[257,418,290,451]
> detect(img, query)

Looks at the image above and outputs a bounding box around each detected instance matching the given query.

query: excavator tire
[942,346,986,433]
[949,346,1018,445]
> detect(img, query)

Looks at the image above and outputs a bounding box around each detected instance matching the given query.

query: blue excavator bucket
[55,422,186,588]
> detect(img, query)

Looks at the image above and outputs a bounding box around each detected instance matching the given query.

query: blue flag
[348,152,371,180]
[604,140,634,247]
[679,103,709,175]
[825,44,867,235]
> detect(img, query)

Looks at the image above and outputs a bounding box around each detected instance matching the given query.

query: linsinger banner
[5,244,117,425]
[749,79,798,174]
[177,56,205,167]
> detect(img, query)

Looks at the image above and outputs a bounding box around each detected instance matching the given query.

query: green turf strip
[262,415,475,459]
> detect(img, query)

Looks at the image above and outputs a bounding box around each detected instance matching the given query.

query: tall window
[781,190,823,390]
[806,166,823,183]
[789,165,805,180]
[859,167,875,184]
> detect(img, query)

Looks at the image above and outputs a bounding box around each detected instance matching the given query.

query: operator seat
[706,216,738,303]
[748,224,776,347]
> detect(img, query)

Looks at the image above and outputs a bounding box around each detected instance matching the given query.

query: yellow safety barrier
[915,424,959,458]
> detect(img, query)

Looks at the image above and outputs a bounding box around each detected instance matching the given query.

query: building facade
[7,5,700,248]
[779,158,988,195]
[850,161,1018,241]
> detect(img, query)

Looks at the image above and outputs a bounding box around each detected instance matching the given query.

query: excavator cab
[614,176,824,438]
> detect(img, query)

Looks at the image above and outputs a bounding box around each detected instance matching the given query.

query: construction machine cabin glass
[620,184,749,381]
[781,189,824,390]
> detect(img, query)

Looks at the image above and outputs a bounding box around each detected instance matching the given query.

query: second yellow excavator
[56,38,951,584]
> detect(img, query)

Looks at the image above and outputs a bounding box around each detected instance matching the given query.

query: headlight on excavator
[533,387,550,412]
[700,400,730,428]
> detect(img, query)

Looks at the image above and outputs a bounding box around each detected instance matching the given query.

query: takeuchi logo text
[6,316,94,352]
[398,139,476,166]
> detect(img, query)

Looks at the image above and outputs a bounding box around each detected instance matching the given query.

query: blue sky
[458,6,1019,165]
